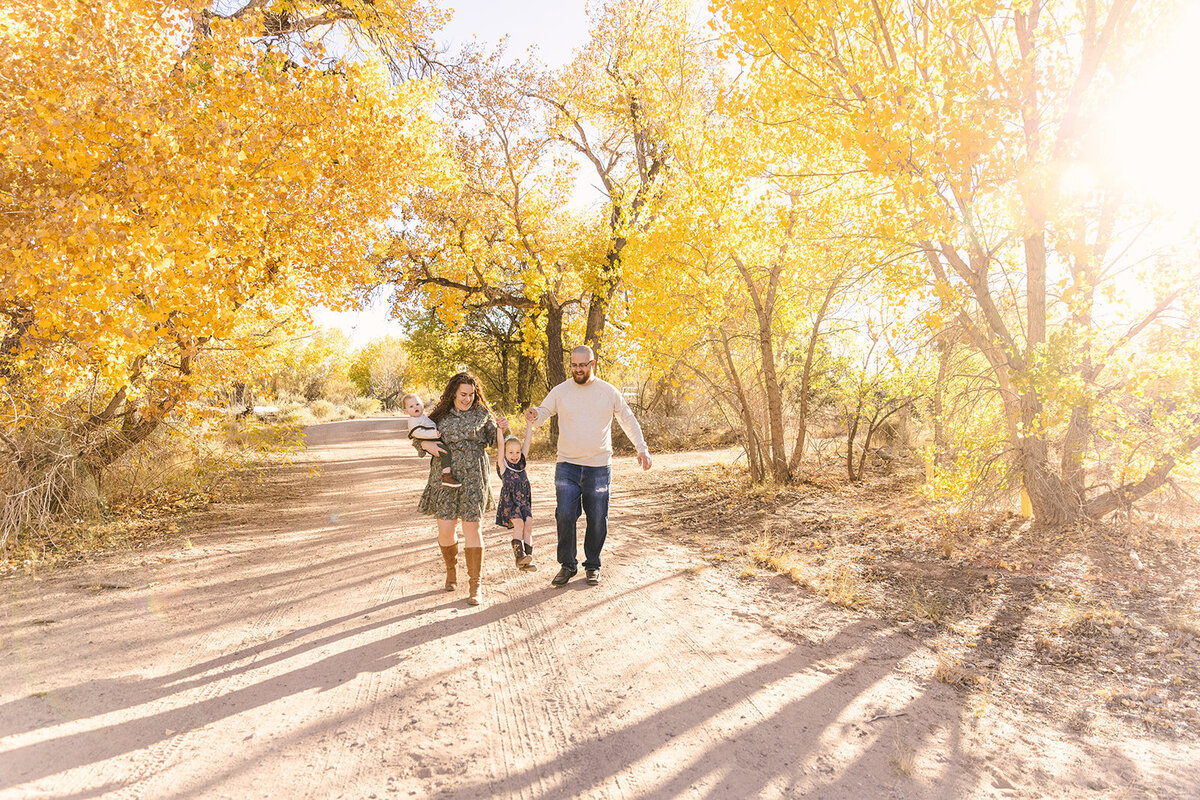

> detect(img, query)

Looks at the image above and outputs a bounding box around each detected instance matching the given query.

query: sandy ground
[1,418,1196,799]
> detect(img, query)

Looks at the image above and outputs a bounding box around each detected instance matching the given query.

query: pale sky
[313,1,592,347]
[438,0,591,66]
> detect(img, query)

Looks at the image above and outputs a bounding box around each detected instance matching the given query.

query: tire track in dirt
[291,573,405,800]
[477,580,553,800]
[473,556,612,800]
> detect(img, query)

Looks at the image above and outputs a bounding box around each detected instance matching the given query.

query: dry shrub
[906,583,949,624]
[2,408,302,570]
[933,650,969,685]
[309,399,336,419]
[351,397,382,416]
[1051,600,1126,636]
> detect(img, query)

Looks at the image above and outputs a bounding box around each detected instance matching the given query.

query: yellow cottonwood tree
[0,0,444,526]
[625,94,906,482]
[385,45,605,397]
[723,0,1200,521]
[387,0,718,399]
[534,0,710,359]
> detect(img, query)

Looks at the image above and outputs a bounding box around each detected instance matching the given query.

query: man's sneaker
[551,567,577,587]
[511,539,532,567]
[441,472,462,489]
[585,569,601,586]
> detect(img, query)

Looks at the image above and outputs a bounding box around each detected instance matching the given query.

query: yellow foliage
[1,0,443,414]
[0,0,446,530]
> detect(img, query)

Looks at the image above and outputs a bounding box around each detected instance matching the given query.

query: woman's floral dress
[416,405,496,521]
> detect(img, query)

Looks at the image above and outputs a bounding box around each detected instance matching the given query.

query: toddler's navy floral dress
[495,455,532,527]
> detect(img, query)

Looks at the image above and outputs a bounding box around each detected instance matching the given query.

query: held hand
[524,407,538,425]
[637,452,652,471]
[497,416,509,432]
[421,441,446,457]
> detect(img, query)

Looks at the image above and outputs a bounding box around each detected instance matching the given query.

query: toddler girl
[495,421,535,571]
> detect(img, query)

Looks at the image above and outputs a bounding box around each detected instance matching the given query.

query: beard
[572,372,590,384]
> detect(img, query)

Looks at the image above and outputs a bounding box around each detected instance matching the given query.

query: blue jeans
[554,462,611,571]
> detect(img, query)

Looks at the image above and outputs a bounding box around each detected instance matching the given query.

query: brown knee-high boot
[439,543,458,591]
[465,547,483,606]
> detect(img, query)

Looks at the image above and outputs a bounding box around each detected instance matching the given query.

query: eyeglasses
[570,360,593,369]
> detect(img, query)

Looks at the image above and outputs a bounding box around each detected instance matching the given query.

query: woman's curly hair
[428,371,492,423]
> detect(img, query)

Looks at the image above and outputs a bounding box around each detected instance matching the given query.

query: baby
[496,420,535,571]
[402,393,460,489]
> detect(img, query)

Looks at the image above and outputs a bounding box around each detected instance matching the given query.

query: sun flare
[1094,3,1200,228]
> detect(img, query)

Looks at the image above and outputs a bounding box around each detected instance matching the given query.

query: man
[525,345,652,587]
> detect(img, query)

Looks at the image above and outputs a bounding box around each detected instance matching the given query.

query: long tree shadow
[431,619,909,800]
[0,583,564,789]
[45,575,711,800]
[0,585,446,740]
[3,509,553,735]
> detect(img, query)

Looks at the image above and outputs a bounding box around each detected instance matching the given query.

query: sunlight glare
[1094,3,1200,228]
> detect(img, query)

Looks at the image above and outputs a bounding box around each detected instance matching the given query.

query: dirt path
[1,419,1193,799]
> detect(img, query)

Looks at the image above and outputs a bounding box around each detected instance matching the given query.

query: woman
[416,372,502,606]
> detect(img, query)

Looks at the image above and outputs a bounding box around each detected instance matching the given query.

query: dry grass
[820,564,864,609]
[970,680,994,718]
[1166,610,1200,637]
[1050,599,1126,636]
[890,742,915,777]
[906,583,949,624]
[932,650,965,685]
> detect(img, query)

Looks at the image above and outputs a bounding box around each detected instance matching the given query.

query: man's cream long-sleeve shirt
[528,377,648,467]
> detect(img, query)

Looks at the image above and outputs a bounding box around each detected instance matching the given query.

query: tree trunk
[788,283,836,474]
[932,336,951,466]
[1020,438,1078,526]
[498,342,512,409]
[758,323,788,483]
[846,398,863,482]
[1060,404,1091,500]
[516,351,534,410]
[232,382,253,416]
[584,197,629,363]
[730,251,790,484]
[543,299,566,447]
[858,410,879,481]
[716,327,765,482]
[1085,430,1200,518]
